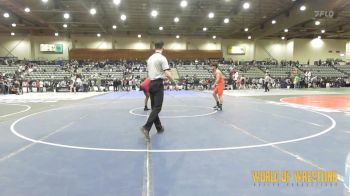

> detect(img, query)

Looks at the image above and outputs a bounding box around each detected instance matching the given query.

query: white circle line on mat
[10,104,336,153]
[129,105,218,118]
[0,103,31,118]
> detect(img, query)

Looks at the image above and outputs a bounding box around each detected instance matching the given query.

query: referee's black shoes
[157,126,164,134]
[140,127,150,142]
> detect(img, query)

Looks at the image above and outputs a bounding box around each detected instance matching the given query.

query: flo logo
[314,10,334,18]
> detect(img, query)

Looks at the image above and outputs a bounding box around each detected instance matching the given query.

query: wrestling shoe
[217,104,223,111]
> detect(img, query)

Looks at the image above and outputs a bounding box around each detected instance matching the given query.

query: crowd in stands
[0,57,349,95]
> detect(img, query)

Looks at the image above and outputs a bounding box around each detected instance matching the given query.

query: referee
[140,41,174,141]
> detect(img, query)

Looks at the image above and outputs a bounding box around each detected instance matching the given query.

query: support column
[346,41,350,61]
[29,35,35,60]
[113,40,117,49]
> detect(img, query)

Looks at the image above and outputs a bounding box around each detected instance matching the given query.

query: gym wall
[0,34,348,63]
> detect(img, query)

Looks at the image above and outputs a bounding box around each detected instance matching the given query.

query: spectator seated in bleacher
[1,58,349,94]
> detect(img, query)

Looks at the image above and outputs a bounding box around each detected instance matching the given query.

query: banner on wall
[227,46,245,55]
[40,44,63,53]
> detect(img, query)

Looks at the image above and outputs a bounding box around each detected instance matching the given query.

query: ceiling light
[248,35,252,39]
[159,26,163,31]
[138,34,141,38]
[224,18,229,23]
[97,33,101,37]
[272,20,276,24]
[24,7,31,13]
[180,0,188,8]
[321,29,325,34]
[3,13,9,18]
[208,12,214,19]
[151,10,158,17]
[203,27,207,31]
[90,8,96,15]
[63,24,68,28]
[243,2,250,9]
[315,21,320,25]
[11,32,15,36]
[244,28,249,32]
[121,14,127,21]
[42,0,48,3]
[284,28,288,33]
[113,0,121,5]
[11,23,16,27]
[112,25,117,29]
[300,5,306,11]
[176,35,180,39]
[212,35,216,39]
[174,17,179,23]
[63,13,70,19]
[55,32,59,36]
[281,36,285,40]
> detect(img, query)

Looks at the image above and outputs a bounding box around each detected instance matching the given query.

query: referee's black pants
[144,79,163,131]
[264,82,269,92]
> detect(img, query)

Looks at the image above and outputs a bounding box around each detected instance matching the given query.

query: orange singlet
[213,71,225,96]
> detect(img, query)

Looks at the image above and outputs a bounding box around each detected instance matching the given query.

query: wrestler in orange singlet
[211,63,225,111]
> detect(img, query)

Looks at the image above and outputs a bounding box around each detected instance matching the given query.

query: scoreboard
[40,44,63,53]
[227,46,246,55]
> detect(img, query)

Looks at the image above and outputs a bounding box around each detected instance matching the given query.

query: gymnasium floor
[0,89,349,196]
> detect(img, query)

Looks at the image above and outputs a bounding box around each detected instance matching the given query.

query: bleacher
[26,71,71,80]
[2,62,349,83]
[218,64,231,77]
[263,66,292,78]
[0,65,17,73]
[299,65,347,78]
[220,64,265,79]
[176,64,267,80]
[177,65,212,79]
[25,65,70,80]
[83,69,123,80]
[335,65,350,76]
[243,67,265,79]
[132,71,147,79]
